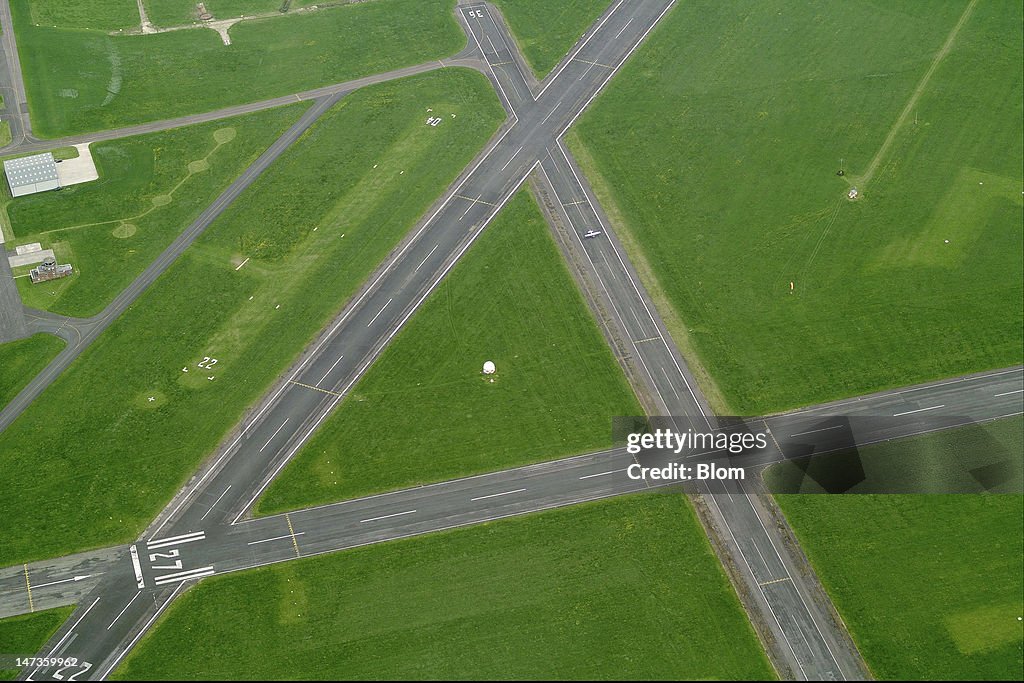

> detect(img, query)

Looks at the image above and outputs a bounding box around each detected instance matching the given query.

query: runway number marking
[466,9,484,18]
[197,357,218,369]
[149,548,183,571]
[52,662,91,680]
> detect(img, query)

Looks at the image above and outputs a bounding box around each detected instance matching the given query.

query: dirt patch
[188,159,210,173]
[214,127,237,144]
[151,195,172,207]
[112,222,137,239]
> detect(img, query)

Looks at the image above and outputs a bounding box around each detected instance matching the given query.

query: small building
[847,187,859,200]
[3,153,60,198]
[29,256,72,284]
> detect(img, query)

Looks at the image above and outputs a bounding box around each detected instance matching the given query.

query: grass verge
[0,607,74,681]
[113,493,774,680]
[0,68,504,568]
[0,334,65,411]
[571,0,1023,414]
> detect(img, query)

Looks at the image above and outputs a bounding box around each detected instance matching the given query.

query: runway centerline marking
[414,244,439,274]
[893,404,945,417]
[994,389,1023,397]
[789,424,844,437]
[470,488,526,502]
[200,485,232,522]
[259,418,291,453]
[500,146,523,171]
[579,469,625,480]
[360,509,417,524]
[367,298,392,326]
[317,354,346,386]
[247,532,307,546]
[614,18,633,39]
[107,591,141,630]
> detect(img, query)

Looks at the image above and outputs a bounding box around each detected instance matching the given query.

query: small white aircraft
[584,229,602,239]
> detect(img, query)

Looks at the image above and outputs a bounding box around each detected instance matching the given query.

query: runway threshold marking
[22,564,33,612]
[470,488,526,502]
[893,404,945,417]
[288,379,342,397]
[147,531,205,550]
[285,513,301,558]
[153,566,215,586]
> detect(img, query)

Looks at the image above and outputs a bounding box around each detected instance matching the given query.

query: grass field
[0,68,504,568]
[21,0,136,31]
[113,494,774,680]
[765,417,1024,680]
[3,106,304,317]
[490,0,609,77]
[12,0,465,137]
[0,607,74,681]
[258,190,642,514]
[0,334,65,411]
[571,0,1024,414]
[145,1,285,27]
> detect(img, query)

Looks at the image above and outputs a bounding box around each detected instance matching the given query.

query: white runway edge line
[360,509,417,524]
[233,163,539,523]
[470,488,526,502]
[247,532,306,546]
[893,404,945,417]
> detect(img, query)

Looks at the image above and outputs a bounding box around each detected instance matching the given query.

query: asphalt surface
[2,367,1019,678]
[0,0,31,148]
[1,1,1021,680]
[0,253,27,341]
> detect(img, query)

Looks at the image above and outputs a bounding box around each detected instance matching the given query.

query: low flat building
[4,153,60,197]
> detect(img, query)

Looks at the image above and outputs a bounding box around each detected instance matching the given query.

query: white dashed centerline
[247,532,306,546]
[470,488,526,502]
[259,418,290,453]
[360,510,417,524]
[893,405,945,417]
[994,389,1023,397]
[366,299,392,326]
[579,469,625,480]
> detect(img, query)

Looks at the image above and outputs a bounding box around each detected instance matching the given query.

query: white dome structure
[483,361,496,375]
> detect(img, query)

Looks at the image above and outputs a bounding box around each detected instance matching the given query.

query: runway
[2,1,1020,680]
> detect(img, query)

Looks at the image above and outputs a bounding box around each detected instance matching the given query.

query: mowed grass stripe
[0,68,505,567]
[257,190,643,514]
[112,494,775,680]
[571,0,1023,414]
